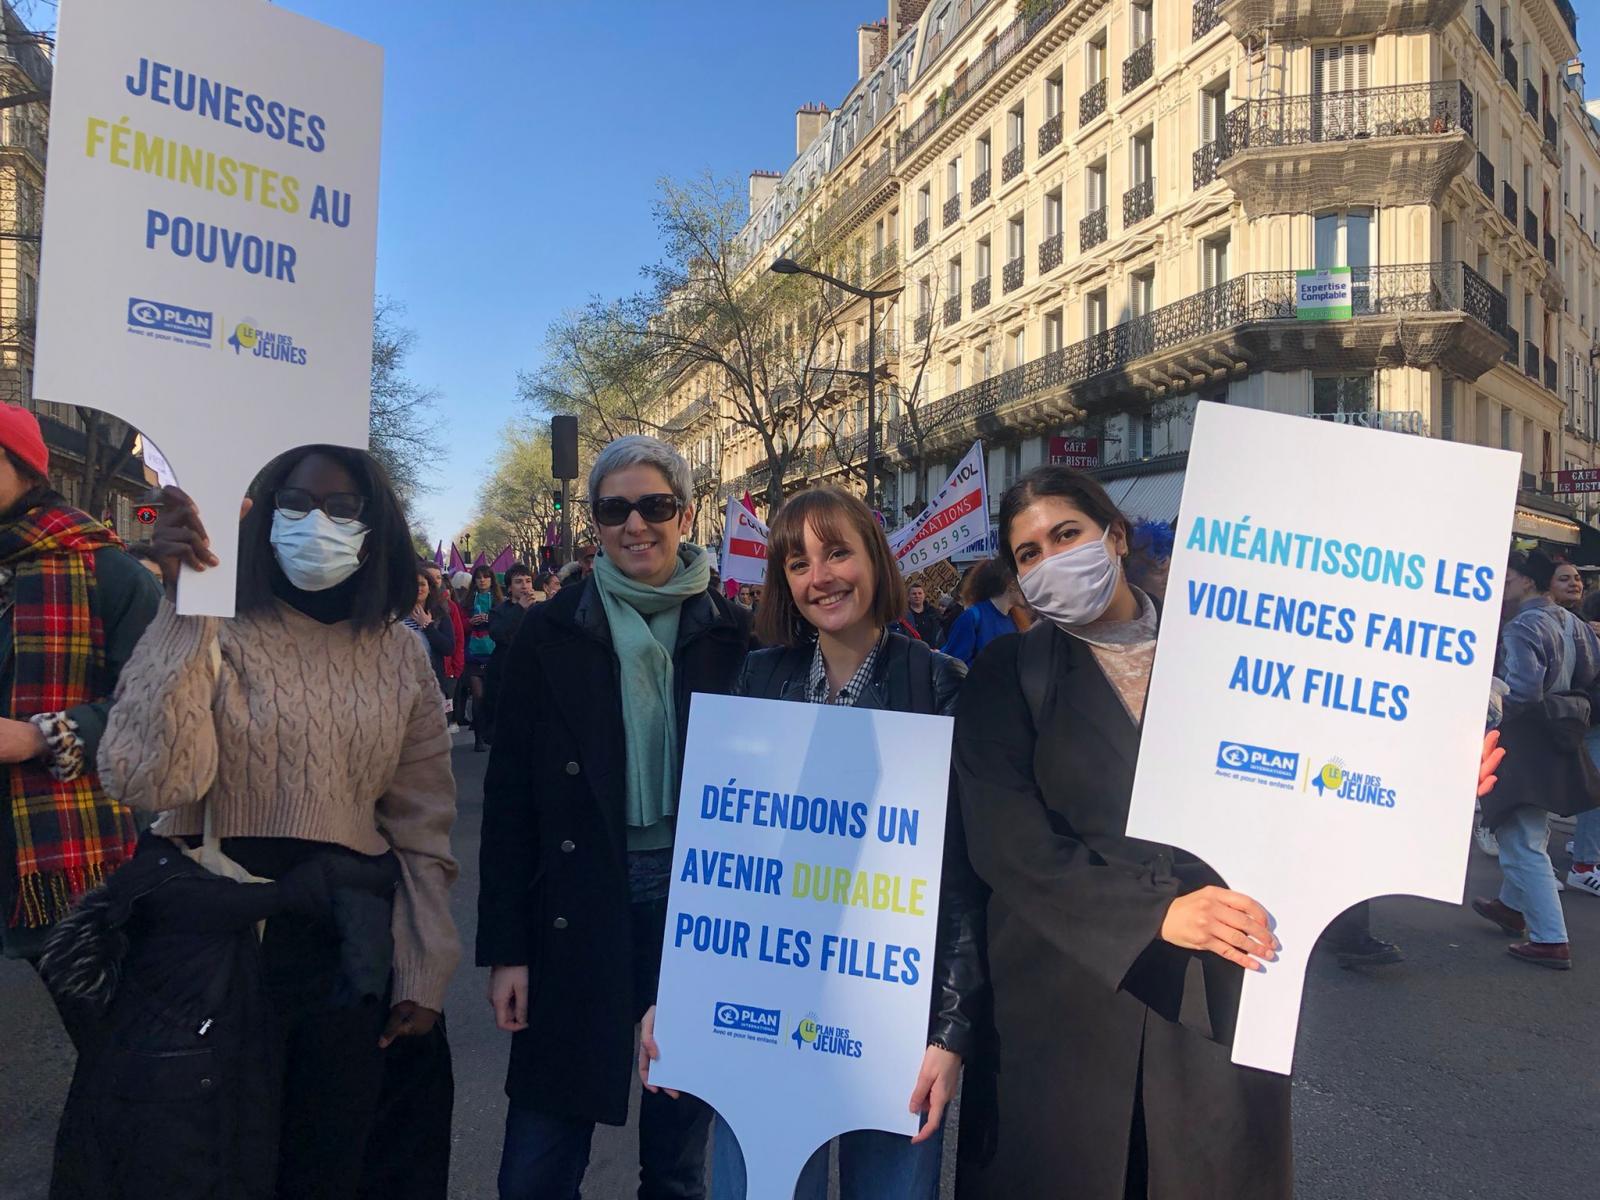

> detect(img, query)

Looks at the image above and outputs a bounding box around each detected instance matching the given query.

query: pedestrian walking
[680,487,987,1200]
[942,558,1028,665]
[465,563,502,752]
[478,435,749,1200]
[0,404,160,1047]
[97,445,460,1198]
[904,580,945,649]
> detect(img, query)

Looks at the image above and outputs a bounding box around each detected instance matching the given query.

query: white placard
[34,0,383,615]
[652,694,952,1200]
[889,440,987,574]
[1126,402,1518,1074]
[719,495,769,586]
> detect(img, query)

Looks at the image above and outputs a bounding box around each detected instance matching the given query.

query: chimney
[890,0,932,46]
[858,19,889,80]
[748,170,780,218]
[795,101,830,157]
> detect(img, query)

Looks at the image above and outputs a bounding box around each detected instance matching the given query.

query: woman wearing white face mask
[950,466,1292,1200]
[98,446,459,1199]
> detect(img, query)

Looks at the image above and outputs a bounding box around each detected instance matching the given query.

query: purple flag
[473,551,487,569]
[491,544,516,573]
[433,541,445,568]
[449,543,466,574]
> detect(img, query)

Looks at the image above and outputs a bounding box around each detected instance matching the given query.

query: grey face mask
[1018,529,1122,629]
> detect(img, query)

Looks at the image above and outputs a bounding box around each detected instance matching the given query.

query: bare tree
[468,420,562,568]
[369,299,443,512]
[517,301,666,455]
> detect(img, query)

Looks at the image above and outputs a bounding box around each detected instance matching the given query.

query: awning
[1513,505,1581,545]
[1113,470,1186,525]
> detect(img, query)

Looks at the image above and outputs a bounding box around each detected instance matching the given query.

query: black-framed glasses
[592,493,681,527]
[273,488,367,525]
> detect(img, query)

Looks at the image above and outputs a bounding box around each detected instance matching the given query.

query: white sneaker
[1567,866,1600,898]
[1474,826,1500,857]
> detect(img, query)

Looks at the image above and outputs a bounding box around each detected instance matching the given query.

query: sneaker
[1474,826,1500,857]
[1336,935,1404,969]
[1567,866,1600,898]
[1507,941,1572,970]
[1472,896,1526,936]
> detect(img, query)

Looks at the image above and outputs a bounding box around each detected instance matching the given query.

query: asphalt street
[2,736,1597,1199]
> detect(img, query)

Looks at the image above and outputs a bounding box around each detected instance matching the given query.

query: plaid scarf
[0,496,136,928]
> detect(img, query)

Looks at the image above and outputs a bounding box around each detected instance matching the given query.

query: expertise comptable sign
[34,0,382,615]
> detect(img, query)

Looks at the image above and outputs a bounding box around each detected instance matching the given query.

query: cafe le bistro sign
[1049,436,1101,468]
[1554,468,1600,494]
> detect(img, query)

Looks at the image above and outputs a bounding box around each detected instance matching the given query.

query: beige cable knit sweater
[98,598,460,1011]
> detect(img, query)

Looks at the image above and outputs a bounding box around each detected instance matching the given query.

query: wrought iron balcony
[1503,325,1519,365]
[1039,112,1063,157]
[1080,78,1107,126]
[1476,6,1494,52]
[1477,152,1494,199]
[944,295,963,327]
[1193,0,1221,38]
[913,217,930,249]
[1546,355,1558,392]
[1080,205,1107,251]
[1003,255,1025,292]
[1222,80,1473,153]
[1523,81,1539,120]
[851,330,900,369]
[1503,48,1518,90]
[914,310,933,343]
[1039,231,1063,274]
[867,242,899,280]
[1002,144,1024,183]
[1123,41,1154,94]
[663,393,713,435]
[813,150,894,244]
[889,262,1510,451]
[1123,179,1154,226]
[972,277,992,311]
[1543,109,1559,148]
[944,194,961,228]
[1503,182,1517,224]
[1544,232,1556,265]
[693,462,718,492]
[971,169,991,206]
[1193,139,1223,188]
[1524,208,1538,246]
[1524,340,1540,378]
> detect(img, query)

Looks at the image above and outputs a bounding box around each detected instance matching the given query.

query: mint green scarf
[592,543,712,850]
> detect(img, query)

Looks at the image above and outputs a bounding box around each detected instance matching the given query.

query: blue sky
[286,0,875,545]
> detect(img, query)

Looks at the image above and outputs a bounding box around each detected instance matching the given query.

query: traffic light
[551,489,563,513]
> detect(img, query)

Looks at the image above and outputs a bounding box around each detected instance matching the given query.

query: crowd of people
[0,404,1581,1198]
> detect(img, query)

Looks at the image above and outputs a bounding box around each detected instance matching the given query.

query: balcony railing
[1545,355,1558,391]
[1477,152,1494,199]
[897,0,1070,160]
[1523,81,1539,119]
[663,394,713,435]
[1193,139,1223,188]
[1123,40,1154,93]
[1544,232,1556,265]
[1221,80,1474,156]
[1039,111,1063,156]
[972,277,992,311]
[914,217,930,249]
[851,330,900,369]
[1543,109,1559,148]
[892,262,1507,442]
[944,294,963,327]
[1524,341,1540,378]
[1080,205,1108,251]
[1040,231,1064,273]
[1524,208,1538,246]
[1504,325,1520,365]
[867,241,899,280]
[1476,7,1494,53]
[971,169,991,206]
[944,194,961,227]
[1123,179,1154,226]
[1002,144,1024,182]
[914,310,933,343]
[1003,255,1025,292]
[814,150,894,243]
[1081,77,1107,126]
[1503,48,1519,90]
[1193,0,1221,38]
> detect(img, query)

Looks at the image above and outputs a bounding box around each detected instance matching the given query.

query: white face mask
[270,509,369,592]
[1018,528,1122,629]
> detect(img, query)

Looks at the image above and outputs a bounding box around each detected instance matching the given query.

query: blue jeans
[709,1110,942,1200]
[499,1091,711,1200]
[1497,805,1568,943]
[1573,809,1600,864]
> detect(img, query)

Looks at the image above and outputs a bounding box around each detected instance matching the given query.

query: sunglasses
[273,488,367,525]
[592,493,681,527]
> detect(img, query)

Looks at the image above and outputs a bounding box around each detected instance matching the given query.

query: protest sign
[652,694,952,1200]
[1125,402,1518,1073]
[33,0,383,615]
[889,440,988,574]
[719,494,769,585]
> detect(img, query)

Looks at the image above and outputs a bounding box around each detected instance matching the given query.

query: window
[1087,32,1107,86]
[946,357,964,393]
[946,155,962,200]
[1314,209,1372,267]
[1004,443,1022,488]
[1009,328,1026,368]
[1044,309,1064,352]
[917,184,931,222]
[1202,233,1230,287]
[1087,159,1107,211]
[1045,188,1063,236]
[1500,405,1512,450]
[1200,79,1229,144]
[1130,269,1154,317]
[1045,70,1064,119]
[1007,104,1025,152]
[977,236,992,278]
[1007,214,1025,261]
[874,217,886,253]
[947,254,962,296]
[1131,128,1153,185]
[979,343,995,379]
[1131,0,1152,48]
[976,131,992,175]
[1312,43,1371,139]
[1312,374,1373,418]
[918,276,932,315]
[1086,288,1108,336]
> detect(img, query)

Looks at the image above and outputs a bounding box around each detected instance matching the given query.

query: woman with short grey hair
[479,433,752,1199]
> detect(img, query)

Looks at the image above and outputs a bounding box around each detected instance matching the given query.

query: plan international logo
[1215,740,1300,789]
[126,297,213,345]
[712,1001,781,1044]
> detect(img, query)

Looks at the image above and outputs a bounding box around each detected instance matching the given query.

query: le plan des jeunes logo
[1309,757,1397,810]
[126,297,213,348]
[790,1014,863,1059]
[712,1001,781,1045]
[1215,740,1300,790]
[227,319,309,366]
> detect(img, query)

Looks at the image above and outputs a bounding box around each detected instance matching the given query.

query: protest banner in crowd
[719,494,769,586]
[889,440,988,575]
[652,695,953,1200]
[33,0,383,615]
[1126,402,1519,1073]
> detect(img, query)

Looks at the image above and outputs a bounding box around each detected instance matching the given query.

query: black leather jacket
[734,630,991,1061]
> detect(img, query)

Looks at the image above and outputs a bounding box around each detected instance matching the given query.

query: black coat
[734,631,988,1061]
[906,605,945,649]
[952,623,1292,1200]
[476,577,751,1125]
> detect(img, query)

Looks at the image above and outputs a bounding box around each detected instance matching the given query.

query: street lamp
[770,257,903,513]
